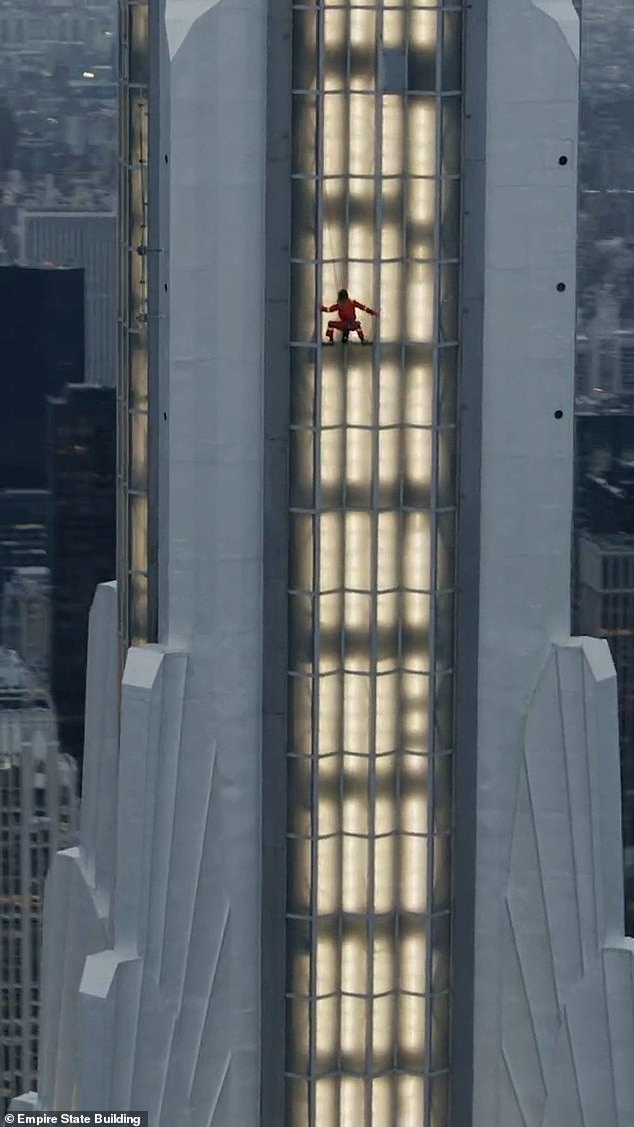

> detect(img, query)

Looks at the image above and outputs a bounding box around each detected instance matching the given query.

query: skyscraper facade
[1,567,51,688]
[0,491,49,596]
[47,384,116,768]
[13,1,634,1125]
[0,266,84,491]
[18,212,116,388]
[0,653,77,1111]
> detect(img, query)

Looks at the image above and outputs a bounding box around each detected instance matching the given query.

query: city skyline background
[0,0,117,1108]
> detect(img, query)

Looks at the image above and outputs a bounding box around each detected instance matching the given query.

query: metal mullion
[344,0,352,292]
[118,1,131,665]
[391,3,412,1118]
[443,10,466,1117]
[363,4,385,1121]
[333,10,352,1084]
[8,762,15,1099]
[391,6,412,1108]
[338,5,351,529]
[307,1,326,1119]
[19,739,32,1095]
[335,510,345,1082]
[424,10,444,1123]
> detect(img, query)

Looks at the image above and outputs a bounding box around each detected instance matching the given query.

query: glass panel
[289,674,313,758]
[431,832,451,913]
[320,511,345,592]
[379,426,402,507]
[129,0,148,82]
[441,95,461,176]
[321,356,347,428]
[290,513,314,591]
[404,345,434,426]
[129,572,148,645]
[343,672,370,754]
[319,595,343,670]
[429,991,450,1071]
[434,590,454,672]
[291,350,317,429]
[430,912,451,993]
[396,1076,426,1127]
[440,176,460,261]
[129,409,147,494]
[345,427,373,508]
[398,995,427,1069]
[344,592,372,672]
[438,345,458,426]
[130,491,148,576]
[406,178,436,260]
[431,750,452,833]
[319,671,344,752]
[324,10,347,91]
[289,593,314,673]
[435,508,455,590]
[406,261,435,342]
[438,262,459,342]
[441,10,462,92]
[286,1080,309,1127]
[320,428,346,507]
[293,9,319,92]
[290,428,315,510]
[379,348,403,426]
[292,95,318,176]
[408,38,437,94]
[291,263,317,342]
[323,94,349,177]
[288,756,312,838]
[407,97,437,178]
[292,178,318,262]
[430,1072,450,1127]
[287,835,312,916]
[130,333,148,408]
[286,997,311,1074]
[403,426,433,508]
[433,673,454,755]
[436,425,456,507]
[403,511,432,590]
[402,595,431,673]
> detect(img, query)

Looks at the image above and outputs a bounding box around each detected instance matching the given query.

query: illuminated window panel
[118,0,155,662]
[287,1,462,1124]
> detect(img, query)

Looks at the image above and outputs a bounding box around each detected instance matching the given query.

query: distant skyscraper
[15,2,634,1126]
[0,651,77,1111]
[0,491,49,596]
[578,532,634,924]
[1,568,51,688]
[574,407,634,535]
[573,408,634,934]
[0,266,84,491]
[18,212,117,388]
[47,384,115,768]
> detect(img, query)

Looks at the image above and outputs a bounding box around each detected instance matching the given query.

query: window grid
[286,2,462,1125]
[118,0,152,666]
[0,703,78,1113]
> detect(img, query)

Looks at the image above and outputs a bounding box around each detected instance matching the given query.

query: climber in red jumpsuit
[321,289,378,344]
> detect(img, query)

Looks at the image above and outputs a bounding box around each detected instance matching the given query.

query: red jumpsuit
[321,297,377,343]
